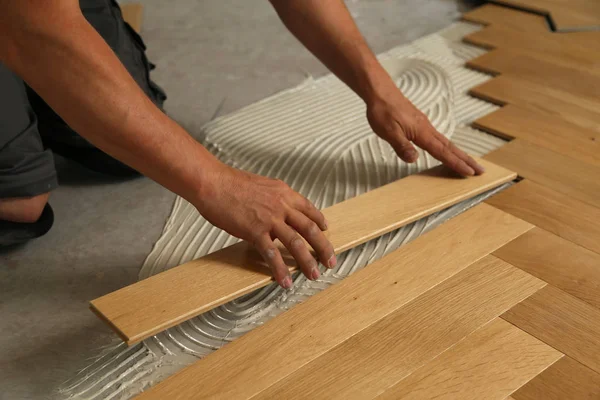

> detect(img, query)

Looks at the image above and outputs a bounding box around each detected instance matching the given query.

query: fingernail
[328,254,337,268]
[282,276,292,289]
[476,163,485,174]
[323,218,329,230]
[311,267,320,280]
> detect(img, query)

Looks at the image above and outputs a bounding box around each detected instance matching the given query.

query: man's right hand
[195,163,337,289]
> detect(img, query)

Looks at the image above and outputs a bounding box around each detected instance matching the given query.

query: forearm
[0,1,219,204]
[270,0,395,105]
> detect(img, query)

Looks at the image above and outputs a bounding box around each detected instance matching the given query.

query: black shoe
[26,0,166,177]
[0,204,54,247]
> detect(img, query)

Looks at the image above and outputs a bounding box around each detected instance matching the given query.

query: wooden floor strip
[469,76,600,133]
[485,180,600,255]
[120,3,143,33]
[252,256,546,400]
[494,228,600,310]
[502,285,600,374]
[511,357,600,400]
[135,204,532,399]
[490,0,600,30]
[374,318,562,400]
[462,3,549,33]
[91,159,516,345]
[473,105,600,167]
[484,139,600,208]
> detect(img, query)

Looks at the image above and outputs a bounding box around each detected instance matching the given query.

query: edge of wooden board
[91,158,517,345]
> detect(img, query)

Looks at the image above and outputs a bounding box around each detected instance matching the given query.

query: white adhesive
[60,22,506,399]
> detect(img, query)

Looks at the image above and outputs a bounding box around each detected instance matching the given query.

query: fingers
[255,234,292,289]
[433,131,485,175]
[413,127,479,176]
[390,122,419,163]
[274,223,322,281]
[295,195,328,231]
[286,210,336,269]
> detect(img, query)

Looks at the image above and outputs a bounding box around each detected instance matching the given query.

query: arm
[0,0,335,288]
[270,0,484,176]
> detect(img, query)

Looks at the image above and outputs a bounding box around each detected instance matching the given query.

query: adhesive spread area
[61,22,506,399]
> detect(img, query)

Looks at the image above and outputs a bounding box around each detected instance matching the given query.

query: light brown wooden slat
[120,3,143,33]
[485,180,600,255]
[484,139,600,208]
[467,49,600,103]
[494,228,600,310]
[91,159,516,345]
[473,105,600,167]
[512,357,600,400]
[462,3,549,32]
[502,285,600,374]
[491,0,600,30]
[252,256,546,400]
[374,318,562,400]
[469,76,600,133]
[135,204,533,400]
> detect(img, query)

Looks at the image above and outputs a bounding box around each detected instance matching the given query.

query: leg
[0,63,56,245]
[26,0,167,177]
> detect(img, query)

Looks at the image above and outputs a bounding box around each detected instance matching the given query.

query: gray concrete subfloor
[0,1,481,399]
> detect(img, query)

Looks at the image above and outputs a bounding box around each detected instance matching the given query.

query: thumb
[390,132,419,163]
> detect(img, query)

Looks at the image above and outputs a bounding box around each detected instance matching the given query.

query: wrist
[356,58,397,107]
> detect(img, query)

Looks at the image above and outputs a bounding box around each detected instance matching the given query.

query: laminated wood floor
[127,2,600,398]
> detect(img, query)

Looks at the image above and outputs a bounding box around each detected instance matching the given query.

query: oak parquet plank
[484,139,600,208]
[512,357,600,400]
[374,318,562,400]
[135,204,532,400]
[92,159,517,345]
[120,3,143,33]
[485,180,600,255]
[502,285,600,374]
[491,0,600,30]
[494,227,600,310]
[462,4,549,33]
[252,256,546,400]
[473,105,600,167]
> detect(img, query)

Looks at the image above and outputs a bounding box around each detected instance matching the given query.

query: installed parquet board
[484,139,600,208]
[502,286,600,374]
[473,105,600,167]
[92,159,515,345]
[253,256,545,400]
[486,180,600,255]
[136,204,532,400]
[512,357,600,400]
[463,4,549,33]
[491,0,600,30]
[494,228,600,310]
[374,318,562,400]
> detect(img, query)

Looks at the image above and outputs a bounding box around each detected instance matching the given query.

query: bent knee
[0,192,50,223]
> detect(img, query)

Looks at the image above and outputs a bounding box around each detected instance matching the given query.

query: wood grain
[473,105,600,167]
[374,318,562,400]
[467,48,600,103]
[252,256,546,400]
[484,139,600,208]
[491,0,600,30]
[512,357,600,400]
[120,3,143,33]
[92,159,517,345]
[485,180,600,255]
[469,76,600,133]
[462,3,549,33]
[502,285,600,374]
[494,228,600,310]
[135,204,532,400]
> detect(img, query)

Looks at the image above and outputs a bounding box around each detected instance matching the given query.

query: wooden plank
[252,256,546,400]
[374,318,562,400]
[469,76,600,134]
[491,0,600,30]
[502,285,600,374]
[494,228,600,310]
[91,159,517,345]
[135,204,533,400]
[467,48,600,103]
[473,105,600,167]
[486,180,600,255]
[120,3,143,33]
[484,139,600,208]
[512,357,600,400]
[462,3,549,33]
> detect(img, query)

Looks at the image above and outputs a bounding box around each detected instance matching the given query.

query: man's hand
[196,164,336,289]
[366,86,485,176]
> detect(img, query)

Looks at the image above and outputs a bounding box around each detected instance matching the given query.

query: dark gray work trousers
[0,0,166,199]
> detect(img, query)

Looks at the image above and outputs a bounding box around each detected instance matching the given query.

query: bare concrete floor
[0,1,480,398]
